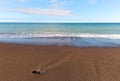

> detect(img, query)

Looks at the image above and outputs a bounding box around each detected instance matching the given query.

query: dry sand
[0,43,120,81]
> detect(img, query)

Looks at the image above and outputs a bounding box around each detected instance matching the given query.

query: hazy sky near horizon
[0,0,120,22]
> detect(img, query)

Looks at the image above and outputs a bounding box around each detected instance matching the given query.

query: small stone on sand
[32,70,40,74]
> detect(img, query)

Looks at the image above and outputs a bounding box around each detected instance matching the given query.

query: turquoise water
[0,23,120,34]
[0,23,120,47]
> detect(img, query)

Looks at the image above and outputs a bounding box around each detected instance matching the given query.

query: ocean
[0,23,120,47]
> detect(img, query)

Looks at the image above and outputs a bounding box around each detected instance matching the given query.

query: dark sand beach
[0,43,120,81]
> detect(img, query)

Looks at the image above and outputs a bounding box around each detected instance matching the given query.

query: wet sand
[0,43,120,81]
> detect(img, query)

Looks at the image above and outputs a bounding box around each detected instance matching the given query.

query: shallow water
[0,23,120,47]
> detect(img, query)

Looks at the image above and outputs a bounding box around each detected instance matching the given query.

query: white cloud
[18,0,27,3]
[49,0,76,9]
[89,0,97,4]
[50,0,67,8]
[0,0,27,5]
[12,8,73,16]
[50,0,57,3]
[70,1,76,4]
[1,0,74,16]
[0,1,10,5]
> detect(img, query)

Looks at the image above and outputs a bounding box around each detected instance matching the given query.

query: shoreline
[0,42,120,48]
[0,36,120,47]
[0,43,120,81]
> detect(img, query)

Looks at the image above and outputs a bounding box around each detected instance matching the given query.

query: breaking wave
[0,32,120,47]
[0,32,120,39]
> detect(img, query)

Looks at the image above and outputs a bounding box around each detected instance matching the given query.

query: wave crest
[0,32,120,39]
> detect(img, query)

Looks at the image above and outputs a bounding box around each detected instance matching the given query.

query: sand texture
[0,43,120,81]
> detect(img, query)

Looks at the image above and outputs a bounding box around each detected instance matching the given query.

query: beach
[0,43,120,81]
[0,0,120,80]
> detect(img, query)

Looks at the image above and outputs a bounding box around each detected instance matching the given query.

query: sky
[0,0,120,22]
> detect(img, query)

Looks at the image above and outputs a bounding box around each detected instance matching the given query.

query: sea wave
[0,32,120,39]
[0,33,120,47]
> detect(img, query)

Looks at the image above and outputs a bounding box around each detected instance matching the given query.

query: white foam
[0,33,120,47]
[0,33,120,39]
